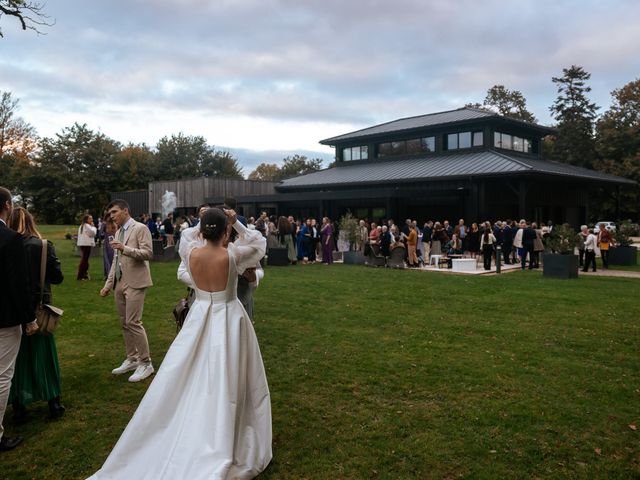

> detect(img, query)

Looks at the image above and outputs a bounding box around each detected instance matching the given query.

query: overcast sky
[1,0,639,171]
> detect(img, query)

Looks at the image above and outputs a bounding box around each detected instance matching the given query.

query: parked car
[594,221,616,234]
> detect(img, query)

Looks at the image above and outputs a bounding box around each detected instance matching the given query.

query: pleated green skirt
[9,333,61,405]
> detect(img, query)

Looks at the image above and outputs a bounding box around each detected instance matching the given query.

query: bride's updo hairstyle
[199,207,228,242]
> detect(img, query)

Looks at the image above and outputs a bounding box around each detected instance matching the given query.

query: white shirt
[77,223,97,246]
[584,233,597,251]
[177,222,265,289]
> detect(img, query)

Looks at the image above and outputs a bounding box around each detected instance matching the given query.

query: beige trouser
[114,283,151,364]
[408,244,418,265]
[422,241,431,259]
[0,325,22,441]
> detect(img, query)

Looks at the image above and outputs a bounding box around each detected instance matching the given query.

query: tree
[248,163,281,181]
[594,78,640,219]
[0,91,38,193]
[248,155,323,181]
[466,85,536,123]
[155,133,210,180]
[23,123,121,223]
[201,149,243,179]
[549,65,599,168]
[113,143,159,190]
[0,0,52,37]
[280,155,323,179]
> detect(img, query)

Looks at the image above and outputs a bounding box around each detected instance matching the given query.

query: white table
[452,258,477,272]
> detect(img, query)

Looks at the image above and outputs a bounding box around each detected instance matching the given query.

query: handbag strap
[39,239,48,305]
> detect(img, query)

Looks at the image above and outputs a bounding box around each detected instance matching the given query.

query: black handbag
[173,288,192,332]
[35,240,63,335]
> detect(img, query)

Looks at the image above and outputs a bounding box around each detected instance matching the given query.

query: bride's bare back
[189,245,230,293]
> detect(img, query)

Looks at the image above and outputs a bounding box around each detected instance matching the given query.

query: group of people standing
[0,187,65,453]
[250,212,337,265]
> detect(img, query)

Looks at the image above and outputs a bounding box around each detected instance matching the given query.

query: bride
[88,208,272,479]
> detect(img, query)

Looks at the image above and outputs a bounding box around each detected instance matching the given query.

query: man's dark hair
[224,197,237,209]
[107,199,130,211]
[0,187,11,212]
[197,203,210,212]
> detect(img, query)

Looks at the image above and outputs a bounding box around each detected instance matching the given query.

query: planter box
[343,251,365,265]
[543,253,579,279]
[609,246,638,266]
[267,247,289,266]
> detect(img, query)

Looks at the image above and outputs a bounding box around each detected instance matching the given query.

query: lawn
[1,225,638,479]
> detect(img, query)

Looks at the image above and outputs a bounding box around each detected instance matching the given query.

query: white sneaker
[112,359,139,375]
[128,363,155,382]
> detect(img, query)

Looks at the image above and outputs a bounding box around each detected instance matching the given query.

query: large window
[446,131,483,150]
[342,145,368,161]
[494,131,532,153]
[377,136,435,157]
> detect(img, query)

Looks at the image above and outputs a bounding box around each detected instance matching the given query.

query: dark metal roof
[320,107,555,145]
[277,150,636,190]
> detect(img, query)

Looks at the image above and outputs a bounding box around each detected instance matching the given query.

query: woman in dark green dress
[8,207,64,421]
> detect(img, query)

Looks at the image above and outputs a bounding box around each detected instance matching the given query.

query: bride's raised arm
[229,217,266,274]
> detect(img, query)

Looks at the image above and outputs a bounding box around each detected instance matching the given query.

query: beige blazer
[104,219,153,290]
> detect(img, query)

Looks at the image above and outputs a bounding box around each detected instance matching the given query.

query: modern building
[237,107,634,225]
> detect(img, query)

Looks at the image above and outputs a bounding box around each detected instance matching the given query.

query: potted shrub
[543,223,580,279]
[609,220,638,266]
[339,212,365,265]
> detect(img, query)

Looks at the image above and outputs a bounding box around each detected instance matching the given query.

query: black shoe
[48,398,66,419]
[0,436,23,452]
[582,269,588,272]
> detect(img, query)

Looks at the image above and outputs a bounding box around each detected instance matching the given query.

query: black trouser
[578,249,585,267]
[522,245,534,269]
[583,250,596,272]
[531,251,540,268]
[601,249,609,269]
[503,243,512,264]
[483,245,493,270]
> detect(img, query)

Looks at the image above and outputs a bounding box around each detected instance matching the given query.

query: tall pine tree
[549,65,599,169]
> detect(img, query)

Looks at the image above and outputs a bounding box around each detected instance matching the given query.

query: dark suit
[0,221,34,441]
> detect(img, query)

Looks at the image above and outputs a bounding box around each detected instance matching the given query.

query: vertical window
[378,143,392,157]
[501,134,512,150]
[361,145,368,160]
[421,137,435,152]
[343,147,352,161]
[459,131,471,149]
[473,131,484,147]
[494,131,502,148]
[391,141,406,155]
[523,139,532,153]
[512,136,523,152]
[406,138,421,154]
[352,147,361,161]
[447,133,458,150]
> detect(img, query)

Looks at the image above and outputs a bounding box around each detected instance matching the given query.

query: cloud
[0,0,639,151]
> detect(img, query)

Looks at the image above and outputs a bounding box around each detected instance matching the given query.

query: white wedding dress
[88,226,272,479]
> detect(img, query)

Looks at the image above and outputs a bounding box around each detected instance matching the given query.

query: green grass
[1,226,639,479]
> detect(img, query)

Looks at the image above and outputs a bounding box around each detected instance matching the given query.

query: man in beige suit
[100,199,154,382]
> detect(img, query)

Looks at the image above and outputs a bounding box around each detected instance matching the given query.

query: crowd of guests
[78,207,619,274]
[245,214,616,272]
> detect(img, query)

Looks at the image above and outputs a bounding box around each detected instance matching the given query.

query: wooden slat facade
[148,177,278,215]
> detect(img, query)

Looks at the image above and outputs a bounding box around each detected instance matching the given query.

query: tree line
[1,66,638,223]
[0,92,323,223]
